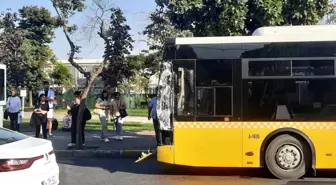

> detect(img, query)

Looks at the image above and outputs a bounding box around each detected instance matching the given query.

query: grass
[4,119,153,132]
[24,107,148,117]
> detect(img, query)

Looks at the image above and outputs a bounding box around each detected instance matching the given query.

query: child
[62,110,72,132]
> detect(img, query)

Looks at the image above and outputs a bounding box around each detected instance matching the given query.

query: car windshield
[0,128,28,145]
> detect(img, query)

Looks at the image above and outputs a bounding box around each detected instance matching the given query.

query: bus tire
[265,134,310,180]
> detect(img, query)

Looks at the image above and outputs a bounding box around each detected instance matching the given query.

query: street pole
[0,106,3,128]
[20,90,27,119]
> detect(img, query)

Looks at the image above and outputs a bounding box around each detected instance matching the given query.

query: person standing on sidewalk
[64,91,90,147]
[148,94,160,146]
[38,81,55,137]
[34,94,49,139]
[94,90,110,143]
[110,92,127,141]
[6,89,21,132]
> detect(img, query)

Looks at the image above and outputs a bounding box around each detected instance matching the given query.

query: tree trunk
[29,91,33,107]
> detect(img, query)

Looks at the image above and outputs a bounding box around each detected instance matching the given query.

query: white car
[0,127,59,185]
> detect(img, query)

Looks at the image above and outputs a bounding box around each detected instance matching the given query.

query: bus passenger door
[174,86,243,167]
[174,59,243,167]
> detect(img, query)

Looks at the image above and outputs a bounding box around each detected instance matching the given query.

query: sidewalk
[23,112,150,123]
[23,130,157,150]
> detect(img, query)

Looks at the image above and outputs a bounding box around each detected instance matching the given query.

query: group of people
[6,80,161,147]
[94,90,127,142]
[62,90,127,146]
[30,81,56,139]
[6,81,55,135]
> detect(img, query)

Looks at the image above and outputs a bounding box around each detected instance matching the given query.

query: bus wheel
[265,134,310,180]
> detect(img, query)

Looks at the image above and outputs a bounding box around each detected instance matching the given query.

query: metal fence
[55,92,153,109]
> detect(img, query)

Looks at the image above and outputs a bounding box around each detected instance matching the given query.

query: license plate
[41,175,57,185]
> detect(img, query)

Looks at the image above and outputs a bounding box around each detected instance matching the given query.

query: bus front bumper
[157,145,174,164]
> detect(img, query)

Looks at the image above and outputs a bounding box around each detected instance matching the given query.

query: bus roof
[252,25,336,36]
[170,25,336,45]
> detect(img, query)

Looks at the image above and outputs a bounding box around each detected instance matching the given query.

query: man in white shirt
[7,89,21,132]
[39,81,55,136]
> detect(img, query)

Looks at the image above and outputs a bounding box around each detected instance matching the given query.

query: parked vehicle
[0,127,59,185]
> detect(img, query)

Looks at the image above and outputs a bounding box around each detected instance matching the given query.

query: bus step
[134,150,156,163]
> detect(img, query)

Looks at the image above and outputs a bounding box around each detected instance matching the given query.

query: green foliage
[0,6,61,91]
[124,52,161,93]
[325,3,336,24]
[100,8,134,87]
[49,62,73,88]
[126,53,159,79]
[151,0,332,36]
[143,7,193,51]
[246,0,332,33]
[0,29,28,90]
[21,39,51,91]
[51,0,85,19]
[153,0,247,36]
[0,10,19,30]
[19,6,59,43]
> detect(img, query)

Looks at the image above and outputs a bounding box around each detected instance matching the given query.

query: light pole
[20,89,27,119]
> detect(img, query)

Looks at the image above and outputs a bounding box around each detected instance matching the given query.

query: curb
[55,149,156,159]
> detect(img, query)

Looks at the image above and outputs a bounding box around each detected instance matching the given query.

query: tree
[127,53,159,81]
[141,7,193,93]
[152,0,332,36]
[152,0,247,37]
[49,62,73,88]
[51,0,133,149]
[324,3,336,24]
[19,6,59,43]
[245,0,332,34]
[100,8,134,88]
[0,29,28,90]
[19,6,59,92]
[0,6,62,107]
[143,7,193,51]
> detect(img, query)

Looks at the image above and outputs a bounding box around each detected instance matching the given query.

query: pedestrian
[62,110,72,132]
[110,92,127,141]
[53,96,58,111]
[148,93,161,146]
[38,81,55,137]
[64,91,91,147]
[6,89,21,132]
[94,90,110,142]
[34,94,49,139]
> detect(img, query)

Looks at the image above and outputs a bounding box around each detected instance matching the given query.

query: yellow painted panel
[174,122,243,167]
[303,123,335,169]
[171,121,336,169]
[157,145,174,164]
[241,122,336,169]
[242,122,271,167]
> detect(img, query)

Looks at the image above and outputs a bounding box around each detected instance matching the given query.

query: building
[59,59,104,93]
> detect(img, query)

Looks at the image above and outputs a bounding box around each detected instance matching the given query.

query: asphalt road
[58,158,336,185]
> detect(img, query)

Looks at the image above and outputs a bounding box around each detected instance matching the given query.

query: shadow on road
[57,158,336,183]
[57,158,272,178]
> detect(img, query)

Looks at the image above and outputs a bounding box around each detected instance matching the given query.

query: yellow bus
[154,25,336,180]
